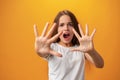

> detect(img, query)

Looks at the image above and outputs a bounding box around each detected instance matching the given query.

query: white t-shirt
[47,43,85,80]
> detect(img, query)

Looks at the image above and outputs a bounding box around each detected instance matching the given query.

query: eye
[59,23,64,27]
[68,22,73,27]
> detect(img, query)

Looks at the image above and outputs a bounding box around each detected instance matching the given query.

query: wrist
[87,48,96,54]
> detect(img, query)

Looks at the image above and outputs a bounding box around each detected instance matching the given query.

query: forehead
[59,15,72,23]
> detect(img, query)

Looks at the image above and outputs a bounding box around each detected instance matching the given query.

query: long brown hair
[52,10,81,45]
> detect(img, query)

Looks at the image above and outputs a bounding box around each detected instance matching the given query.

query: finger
[33,24,39,37]
[70,48,80,51]
[49,50,62,57]
[78,24,84,36]
[85,24,89,36]
[90,28,96,39]
[48,31,62,43]
[41,22,49,37]
[46,23,57,38]
[71,47,87,52]
[72,28,81,42]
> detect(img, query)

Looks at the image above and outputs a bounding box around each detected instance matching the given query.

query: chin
[63,40,72,44]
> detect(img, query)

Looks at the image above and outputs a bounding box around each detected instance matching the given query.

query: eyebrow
[69,22,73,24]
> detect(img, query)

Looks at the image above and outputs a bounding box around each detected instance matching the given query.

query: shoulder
[50,43,57,48]
[50,43,59,50]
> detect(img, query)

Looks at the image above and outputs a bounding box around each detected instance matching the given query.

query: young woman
[33,10,104,80]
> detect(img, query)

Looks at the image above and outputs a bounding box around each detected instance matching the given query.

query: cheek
[70,28,74,35]
[58,27,62,32]
[71,33,74,39]
[70,30,74,39]
[58,27,62,38]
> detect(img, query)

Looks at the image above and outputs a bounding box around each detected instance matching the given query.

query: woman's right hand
[33,22,62,58]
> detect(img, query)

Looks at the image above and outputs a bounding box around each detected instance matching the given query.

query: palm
[35,37,50,56]
[78,35,94,52]
[72,24,96,53]
[34,22,62,57]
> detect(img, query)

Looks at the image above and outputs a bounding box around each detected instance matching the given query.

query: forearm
[85,49,104,68]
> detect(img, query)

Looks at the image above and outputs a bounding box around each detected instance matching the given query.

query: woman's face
[58,15,74,44]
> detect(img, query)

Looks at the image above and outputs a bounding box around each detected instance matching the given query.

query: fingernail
[59,54,62,57]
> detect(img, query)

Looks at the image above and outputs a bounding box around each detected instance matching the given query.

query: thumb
[49,50,62,57]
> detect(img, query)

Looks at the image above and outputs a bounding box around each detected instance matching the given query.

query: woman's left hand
[72,24,96,53]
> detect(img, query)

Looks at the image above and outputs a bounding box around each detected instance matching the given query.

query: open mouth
[63,33,70,38]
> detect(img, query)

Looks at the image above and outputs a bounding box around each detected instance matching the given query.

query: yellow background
[0,0,120,80]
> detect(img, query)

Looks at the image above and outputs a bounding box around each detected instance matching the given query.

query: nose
[64,25,68,30]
